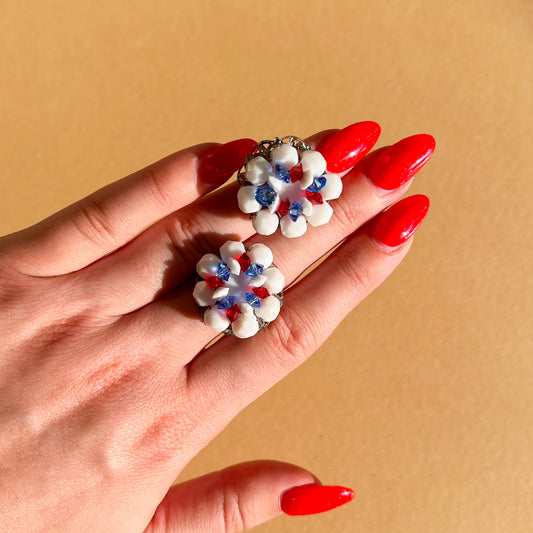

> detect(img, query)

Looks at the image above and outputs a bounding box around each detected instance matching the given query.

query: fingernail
[316,121,381,173]
[372,194,430,247]
[367,134,435,190]
[280,484,355,516]
[198,138,256,184]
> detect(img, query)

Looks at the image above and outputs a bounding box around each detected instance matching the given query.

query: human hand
[0,122,434,532]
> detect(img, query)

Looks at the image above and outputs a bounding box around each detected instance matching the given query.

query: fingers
[144,461,352,533]
[185,195,429,430]
[77,127,359,315]
[119,134,433,361]
[3,139,256,276]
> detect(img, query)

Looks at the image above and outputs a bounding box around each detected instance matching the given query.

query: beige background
[1,1,532,531]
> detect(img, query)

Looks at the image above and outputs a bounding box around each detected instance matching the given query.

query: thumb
[145,460,354,532]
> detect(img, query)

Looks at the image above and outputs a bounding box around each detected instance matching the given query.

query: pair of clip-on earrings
[193,136,343,339]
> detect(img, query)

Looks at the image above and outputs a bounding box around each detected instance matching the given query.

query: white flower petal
[220,241,246,264]
[253,209,279,235]
[204,307,230,333]
[239,302,254,316]
[196,253,221,277]
[255,295,281,322]
[321,173,343,200]
[245,156,271,185]
[247,274,267,287]
[280,214,307,238]
[238,186,261,214]
[300,169,314,189]
[193,281,216,307]
[268,175,285,193]
[248,243,274,269]
[270,144,299,169]
[212,286,229,299]
[306,202,333,227]
[267,194,280,214]
[227,257,241,275]
[300,150,327,177]
[299,196,313,216]
[232,313,259,339]
[262,267,285,294]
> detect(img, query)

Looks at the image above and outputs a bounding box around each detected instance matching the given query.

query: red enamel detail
[278,198,290,217]
[205,275,225,289]
[237,253,251,272]
[252,286,270,299]
[289,163,303,182]
[305,190,324,204]
[226,304,240,322]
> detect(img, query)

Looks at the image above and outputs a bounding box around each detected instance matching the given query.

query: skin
[0,130,417,532]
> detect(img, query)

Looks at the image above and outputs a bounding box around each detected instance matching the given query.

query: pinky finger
[187,195,430,424]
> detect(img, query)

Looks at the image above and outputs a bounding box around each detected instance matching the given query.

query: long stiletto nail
[316,121,381,173]
[280,484,355,516]
[198,138,257,184]
[367,134,435,190]
[372,194,430,247]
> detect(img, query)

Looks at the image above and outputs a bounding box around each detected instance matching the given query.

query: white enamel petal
[193,281,216,307]
[227,257,240,275]
[255,295,281,323]
[248,243,274,269]
[268,194,280,214]
[280,214,308,238]
[320,173,343,200]
[300,169,314,189]
[238,186,261,214]
[212,286,229,299]
[239,302,255,316]
[306,202,333,227]
[268,175,285,193]
[245,156,271,185]
[300,150,327,177]
[204,307,230,333]
[196,253,221,277]
[247,274,267,287]
[232,313,260,339]
[262,267,285,294]
[270,144,299,169]
[220,241,246,264]
[299,196,313,216]
[253,209,279,235]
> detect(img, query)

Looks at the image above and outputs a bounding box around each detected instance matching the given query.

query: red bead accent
[252,286,270,299]
[278,198,290,217]
[289,163,303,182]
[237,253,250,272]
[205,275,225,289]
[305,190,324,204]
[226,304,240,322]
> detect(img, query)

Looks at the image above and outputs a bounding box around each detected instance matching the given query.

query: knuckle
[338,253,372,295]
[334,196,361,230]
[221,482,246,533]
[268,308,317,368]
[74,196,116,247]
[143,166,174,208]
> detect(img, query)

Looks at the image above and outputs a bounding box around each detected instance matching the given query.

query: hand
[0,122,434,532]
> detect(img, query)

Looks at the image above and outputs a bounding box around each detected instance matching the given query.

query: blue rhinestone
[289,201,303,222]
[217,296,235,310]
[307,176,326,192]
[255,184,277,206]
[246,293,261,308]
[246,263,264,276]
[217,263,230,281]
[274,164,290,183]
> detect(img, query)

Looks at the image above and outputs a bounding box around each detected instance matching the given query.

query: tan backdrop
[1,1,531,531]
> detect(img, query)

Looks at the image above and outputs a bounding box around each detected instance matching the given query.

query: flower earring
[236,136,343,238]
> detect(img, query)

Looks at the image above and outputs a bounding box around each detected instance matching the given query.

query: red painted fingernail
[198,138,256,184]
[372,194,430,247]
[367,134,435,190]
[316,121,381,173]
[281,484,355,516]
